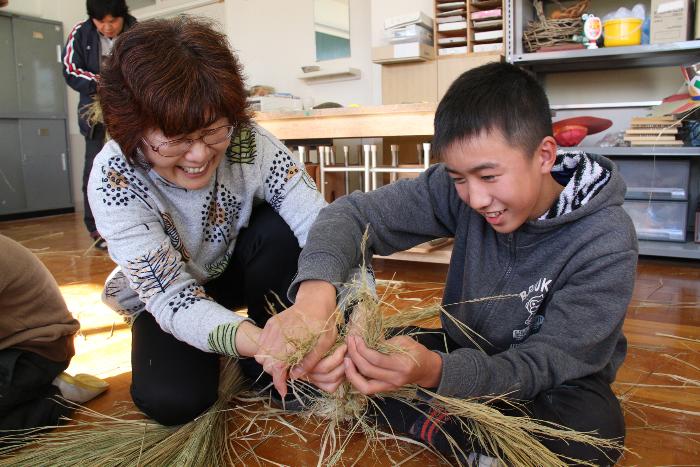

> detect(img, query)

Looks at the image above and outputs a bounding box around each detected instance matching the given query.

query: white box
[384,11,433,31]
[372,42,435,63]
[385,24,433,45]
[650,0,692,43]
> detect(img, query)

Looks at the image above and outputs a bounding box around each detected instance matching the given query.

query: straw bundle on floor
[0,360,253,466]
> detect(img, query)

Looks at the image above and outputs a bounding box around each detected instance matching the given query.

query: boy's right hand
[303,343,347,393]
[255,280,338,398]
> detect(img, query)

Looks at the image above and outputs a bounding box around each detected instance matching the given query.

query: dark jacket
[291,152,638,400]
[62,15,137,136]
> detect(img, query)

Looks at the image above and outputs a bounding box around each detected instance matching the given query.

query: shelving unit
[435,0,505,56]
[578,147,700,157]
[505,0,700,260]
[510,39,700,72]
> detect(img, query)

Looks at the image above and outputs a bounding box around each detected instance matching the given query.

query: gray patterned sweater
[88,125,326,356]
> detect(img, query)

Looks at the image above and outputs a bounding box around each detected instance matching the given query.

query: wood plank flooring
[1,212,699,465]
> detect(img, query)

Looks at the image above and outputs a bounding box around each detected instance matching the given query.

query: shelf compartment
[638,239,700,259]
[577,147,700,157]
[510,40,700,72]
[613,158,690,200]
[623,200,688,242]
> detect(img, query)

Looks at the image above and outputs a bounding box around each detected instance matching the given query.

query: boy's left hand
[344,335,442,395]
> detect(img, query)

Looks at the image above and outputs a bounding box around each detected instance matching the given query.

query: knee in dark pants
[233,203,302,322]
[130,381,218,426]
[533,380,625,466]
[236,203,301,268]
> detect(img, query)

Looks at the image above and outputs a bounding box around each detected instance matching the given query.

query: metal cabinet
[0,12,72,217]
[0,120,25,215]
[20,119,71,211]
[0,16,19,114]
[13,17,66,115]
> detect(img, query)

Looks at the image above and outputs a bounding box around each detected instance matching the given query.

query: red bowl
[554,124,589,147]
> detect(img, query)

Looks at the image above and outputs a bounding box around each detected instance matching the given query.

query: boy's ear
[536,136,558,174]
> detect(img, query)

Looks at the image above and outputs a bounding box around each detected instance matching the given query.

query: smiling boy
[275,62,637,464]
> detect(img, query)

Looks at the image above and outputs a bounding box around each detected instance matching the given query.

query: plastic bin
[613,158,690,200]
[622,200,688,242]
[603,18,643,47]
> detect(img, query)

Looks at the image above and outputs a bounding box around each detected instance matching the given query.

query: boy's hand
[256,280,337,398]
[305,343,347,393]
[344,335,442,395]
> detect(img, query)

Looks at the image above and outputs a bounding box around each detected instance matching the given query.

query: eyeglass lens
[158,125,234,157]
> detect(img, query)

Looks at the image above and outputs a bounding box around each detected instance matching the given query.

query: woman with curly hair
[88,16,326,425]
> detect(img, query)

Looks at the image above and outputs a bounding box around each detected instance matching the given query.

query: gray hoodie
[291,152,637,400]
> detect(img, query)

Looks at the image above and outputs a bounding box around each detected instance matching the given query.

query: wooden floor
[1,212,699,466]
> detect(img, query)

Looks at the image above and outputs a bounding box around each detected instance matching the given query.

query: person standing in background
[62,0,136,250]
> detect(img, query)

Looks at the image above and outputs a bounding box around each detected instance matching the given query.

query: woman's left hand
[344,334,442,395]
[235,320,263,358]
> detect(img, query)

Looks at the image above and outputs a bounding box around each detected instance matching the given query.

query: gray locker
[19,119,71,211]
[0,16,18,114]
[13,18,65,115]
[0,12,73,216]
[0,120,26,214]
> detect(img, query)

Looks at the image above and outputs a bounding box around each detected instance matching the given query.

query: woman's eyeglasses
[142,125,235,158]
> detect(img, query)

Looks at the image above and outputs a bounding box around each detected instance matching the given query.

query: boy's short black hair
[432,62,552,159]
[87,0,129,20]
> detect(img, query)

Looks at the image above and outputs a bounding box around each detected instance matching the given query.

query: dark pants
[0,348,72,445]
[129,204,302,426]
[82,124,106,235]
[377,328,625,466]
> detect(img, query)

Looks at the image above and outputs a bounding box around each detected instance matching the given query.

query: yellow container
[603,18,643,47]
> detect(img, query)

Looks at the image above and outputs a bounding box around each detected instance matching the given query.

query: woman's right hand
[255,280,338,397]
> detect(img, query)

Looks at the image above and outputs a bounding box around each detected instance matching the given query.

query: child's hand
[305,343,347,393]
[344,335,442,395]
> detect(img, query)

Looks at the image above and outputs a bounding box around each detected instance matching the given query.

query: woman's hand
[344,334,442,395]
[255,280,338,397]
[234,320,263,358]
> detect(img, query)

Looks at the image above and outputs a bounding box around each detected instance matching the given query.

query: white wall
[225,0,373,108]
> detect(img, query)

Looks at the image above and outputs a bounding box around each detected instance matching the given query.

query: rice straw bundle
[0,360,253,466]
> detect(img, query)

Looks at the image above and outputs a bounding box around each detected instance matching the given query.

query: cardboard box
[372,42,435,64]
[650,0,693,43]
